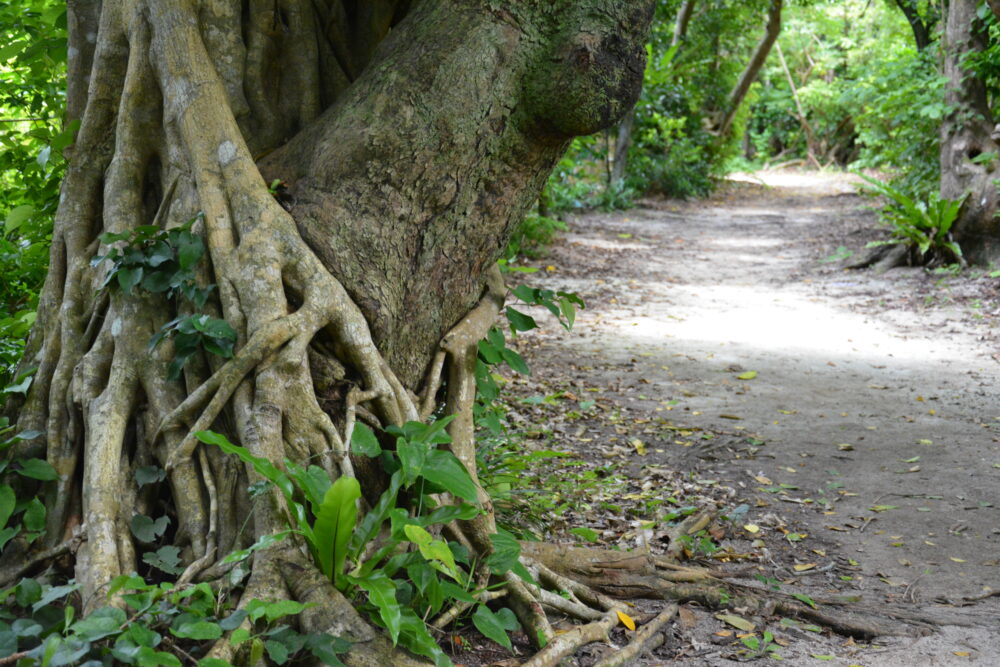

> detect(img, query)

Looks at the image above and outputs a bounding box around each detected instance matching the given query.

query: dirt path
[509,170,1000,665]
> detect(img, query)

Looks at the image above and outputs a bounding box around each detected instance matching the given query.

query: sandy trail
[514,170,1000,665]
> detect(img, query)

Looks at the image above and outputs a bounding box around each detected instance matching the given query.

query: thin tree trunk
[892,0,937,51]
[609,0,697,186]
[775,42,821,169]
[672,0,698,49]
[718,0,783,139]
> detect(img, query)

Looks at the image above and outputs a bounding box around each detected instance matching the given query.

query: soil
[497,170,1000,666]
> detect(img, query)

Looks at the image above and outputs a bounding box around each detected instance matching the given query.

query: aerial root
[177,447,218,584]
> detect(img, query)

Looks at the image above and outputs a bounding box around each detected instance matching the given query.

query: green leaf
[312,476,361,590]
[264,600,308,623]
[22,498,45,532]
[357,573,401,644]
[143,546,184,575]
[791,592,817,609]
[16,458,58,481]
[505,307,537,332]
[499,348,530,375]
[117,267,144,294]
[477,339,503,365]
[421,450,479,504]
[303,633,350,666]
[404,525,460,581]
[135,466,166,487]
[569,527,599,543]
[196,431,296,501]
[4,205,34,234]
[265,639,289,665]
[485,531,521,575]
[130,515,170,543]
[177,238,204,271]
[0,485,14,530]
[350,423,381,458]
[0,527,19,552]
[397,439,428,484]
[71,607,127,641]
[172,621,222,641]
[472,605,512,649]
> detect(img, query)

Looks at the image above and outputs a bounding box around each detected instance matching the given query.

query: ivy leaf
[130,515,170,543]
[143,546,184,575]
[135,466,166,487]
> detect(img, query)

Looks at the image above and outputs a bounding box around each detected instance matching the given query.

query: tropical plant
[199,422,527,666]
[857,173,966,264]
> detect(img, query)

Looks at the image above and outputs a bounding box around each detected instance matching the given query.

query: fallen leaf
[837,443,854,451]
[737,371,758,380]
[743,524,760,534]
[869,505,899,513]
[950,557,967,563]
[630,438,647,456]
[918,439,934,445]
[616,610,636,631]
[953,651,971,657]
[677,606,698,629]
[715,613,755,632]
[793,563,817,572]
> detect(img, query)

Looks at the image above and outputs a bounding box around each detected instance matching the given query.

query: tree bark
[940,0,1000,264]
[717,0,783,139]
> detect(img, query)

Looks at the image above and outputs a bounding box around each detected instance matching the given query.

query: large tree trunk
[940,0,1000,264]
[1,0,656,664]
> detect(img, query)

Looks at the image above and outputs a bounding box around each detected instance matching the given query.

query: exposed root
[592,603,678,667]
[521,610,619,667]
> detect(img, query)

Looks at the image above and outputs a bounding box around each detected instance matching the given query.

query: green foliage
[0,0,70,388]
[201,424,526,664]
[0,573,349,666]
[92,214,236,379]
[747,1,944,198]
[856,173,965,263]
[0,417,48,551]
